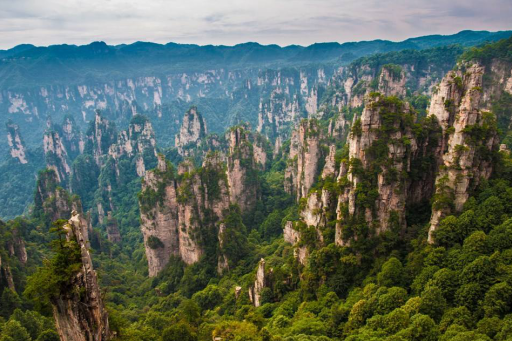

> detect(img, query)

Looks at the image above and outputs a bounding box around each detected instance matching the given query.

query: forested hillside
[1,35,512,341]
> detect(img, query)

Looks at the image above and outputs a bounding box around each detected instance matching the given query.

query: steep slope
[51,212,110,341]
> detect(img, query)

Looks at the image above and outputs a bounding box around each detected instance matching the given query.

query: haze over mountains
[0,30,510,88]
[0,29,510,219]
[1,26,512,341]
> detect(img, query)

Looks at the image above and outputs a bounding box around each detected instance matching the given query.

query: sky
[0,0,511,50]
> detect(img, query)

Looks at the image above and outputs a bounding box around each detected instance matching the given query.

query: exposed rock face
[108,115,157,177]
[284,94,442,252]
[5,120,28,164]
[61,115,85,159]
[33,168,92,240]
[322,145,337,179]
[52,211,110,341]
[106,212,121,244]
[43,116,86,184]
[248,259,267,307]
[85,111,117,166]
[44,129,72,184]
[337,96,418,239]
[327,113,349,141]
[140,132,262,276]
[175,106,207,156]
[283,221,301,245]
[428,64,498,242]
[378,66,407,98]
[285,120,323,200]
[326,55,457,113]
[7,228,28,265]
[227,127,260,211]
[34,169,73,222]
[140,154,230,276]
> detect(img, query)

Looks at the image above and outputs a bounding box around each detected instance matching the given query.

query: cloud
[0,0,510,49]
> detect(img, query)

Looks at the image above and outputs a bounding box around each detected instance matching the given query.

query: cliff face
[85,111,117,166]
[43,116,85,184]
[284,120,324,200]
[428,64,499,242]
[227,127,261,211]
[140,154,231,276]
[284,93,442,254]
[336,96,420,241]
[61,115,85,159]
[140,126,263,276]
[44,130,72,184]
[106,212,121,244]
[33,168,92,241]
[5,120,28,164]
[256,67,330,140]
[248,258,268,307]
[52,211,110,341]
[283,59,502,252]
[108,115,157,177]
[175,106,207,156]
[325,49,462,113]
[34,169,74,223]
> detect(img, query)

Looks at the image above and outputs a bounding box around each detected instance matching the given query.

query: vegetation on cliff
[2,35,512,341]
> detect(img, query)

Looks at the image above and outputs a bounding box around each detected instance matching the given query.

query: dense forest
[1,34,512,341]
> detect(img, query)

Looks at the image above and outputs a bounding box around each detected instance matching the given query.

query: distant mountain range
[0,30,511,88]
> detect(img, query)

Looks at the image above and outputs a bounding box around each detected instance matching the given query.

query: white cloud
[0,0,511,49]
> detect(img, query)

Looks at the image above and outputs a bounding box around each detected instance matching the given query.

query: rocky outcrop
[284,93,442,251]
[44,129,72,184]
[140,135,261,276]
[284,120,323,200]
[335,95,418,241]
[327,113,349,141]
[428,64,499,242]
[61,115,85,159]
[108,115,157,177]
[43,116,86,184]
[106,212,121,244]
[5,120,28,164]
[52,211,110,341]
[175,106,207,156]
[85,111,117,166]
[139,154,231,276]
[377,65,407,98]
[33,169,91,240]
[257,90,300,140]
[34,169,73,223]
[227,127,260,211]
[248,259,268,307]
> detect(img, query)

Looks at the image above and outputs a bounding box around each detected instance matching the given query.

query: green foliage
[381,64,403,80]
[461,35,512,64]
[147,235,164,249]
[24,220,82,310]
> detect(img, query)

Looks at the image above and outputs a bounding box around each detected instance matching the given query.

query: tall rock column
[428,64,498,242]
[139,155,181,277]
[52,211,110,341]
[175,106,207,156]
[248,259,268,307]
[227,127,260,212]
[335,95,420,244]
[284,120,323,200]
[139,153,232,276]
[6,120,28,164]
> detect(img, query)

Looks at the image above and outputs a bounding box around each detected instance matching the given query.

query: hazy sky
[0,0,511,49]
